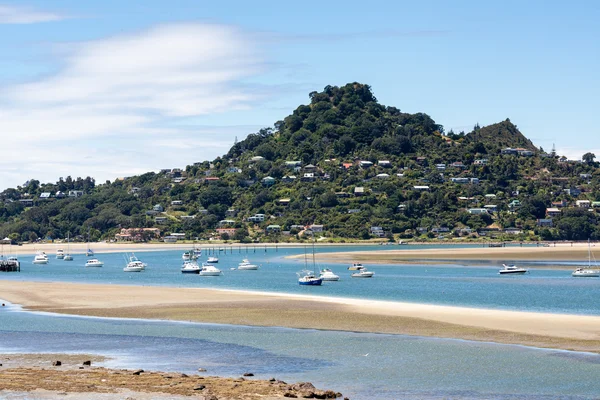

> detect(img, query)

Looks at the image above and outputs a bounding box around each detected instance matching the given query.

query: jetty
[0,259,20,272]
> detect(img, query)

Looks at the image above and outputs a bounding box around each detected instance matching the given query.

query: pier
[0,260,20,272]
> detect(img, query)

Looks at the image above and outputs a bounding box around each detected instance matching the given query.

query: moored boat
[319,268,340,281]
[348,262,364,271]
[351,268,374,278]
[238,259,259,270]
[499,264,528,275]
[572,240,599,277]
[85,259,104,267]
[56,249,64,259]
[32,253,49,265]
[207,256,219,263]
[199,263,222,276]
[181,260,201,274]
[298,270,323,285]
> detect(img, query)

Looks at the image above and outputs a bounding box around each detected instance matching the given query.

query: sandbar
[1,280,600,354]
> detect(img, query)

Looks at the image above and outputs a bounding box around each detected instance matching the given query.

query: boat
[32,252,49,265]
[85,258,104,267]
[319,268,340,281]
[63,233,73,261]
[238,259,259,270]
[56,249,64,259]
[207,256,219,263]
[351,267,374,278]
[199,263,222,276]
[572,240,599,277]
[297,236,322,286]
[499,264,528,275]
[128,253,146,270]
[123,263,144,272]
[181,260,201,274]
[86,248,94,256]
[348,262,364,271]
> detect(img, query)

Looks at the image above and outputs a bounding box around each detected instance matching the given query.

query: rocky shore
[0,354,344,400]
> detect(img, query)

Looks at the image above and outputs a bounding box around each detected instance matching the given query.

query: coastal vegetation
[1,83,599,243]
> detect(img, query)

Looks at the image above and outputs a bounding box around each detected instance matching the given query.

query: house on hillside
[546,208,561,217]
[262,176,276,186]
[378,160,392,168]
[282,175,297,183]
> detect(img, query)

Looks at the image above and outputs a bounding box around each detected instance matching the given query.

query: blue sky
[1,0,599,189]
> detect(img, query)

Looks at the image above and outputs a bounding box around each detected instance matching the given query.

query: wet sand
[2,281,600,354]
[0,353,338,399]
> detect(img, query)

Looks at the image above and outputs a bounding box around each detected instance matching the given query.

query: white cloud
[0,23,270,189]
[0,5,68,24]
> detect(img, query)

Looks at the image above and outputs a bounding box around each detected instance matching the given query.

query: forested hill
[2,83,600,243]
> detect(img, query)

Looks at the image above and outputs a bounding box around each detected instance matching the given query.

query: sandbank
[311,243,600,266]
[1,281,600,354]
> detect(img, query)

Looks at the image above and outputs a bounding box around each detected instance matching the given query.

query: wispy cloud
[0,23,271,189]
[0,4,69,24]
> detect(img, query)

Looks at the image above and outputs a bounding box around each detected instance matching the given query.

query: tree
[582,152,596,164]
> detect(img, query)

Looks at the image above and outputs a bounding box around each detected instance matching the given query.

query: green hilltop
[1,83,599,243]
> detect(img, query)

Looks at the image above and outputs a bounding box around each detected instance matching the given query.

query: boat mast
[311,231,316,274]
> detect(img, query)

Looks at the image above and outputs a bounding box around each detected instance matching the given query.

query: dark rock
[336,393,343,398]
[243,372,254,377]
[206,396,218,400]
[79,367,84,369]
[132,369,144,375]
[180,373,188,378]
[301,392,315,399]
[269,377,276,382]
[292,382,316,391]
[83,360,91,366]
[52,361,62,366]
[284,393,298,398]
[197,367,207,372]
[193,385,205,391]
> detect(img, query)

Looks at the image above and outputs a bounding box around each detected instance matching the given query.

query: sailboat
[572,240,599,277]
[297,233,322,286]
[86,230,94,257]
[63,233,73,261]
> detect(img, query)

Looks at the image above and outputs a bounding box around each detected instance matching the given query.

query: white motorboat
[199,263,222,276]
[207,256,219,263]
[351,268,374,278]
[85,259,104,267]
[499,264,528,275]
[348,262,364,271]
[319,268,340,281]
[572,240,599,277]
[56,249,64,259]
[181,260,201,274]
[123,263,144,272]
[238,259,259,270]
[128,254,147,270]
[32,253,49,265]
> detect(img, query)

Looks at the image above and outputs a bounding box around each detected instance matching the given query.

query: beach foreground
[2,281,600,354]
[0,353,340,399]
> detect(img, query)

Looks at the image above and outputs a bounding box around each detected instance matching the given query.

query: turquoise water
[2,245,600,398]
[2,245,600,315]
[1,304,600,399]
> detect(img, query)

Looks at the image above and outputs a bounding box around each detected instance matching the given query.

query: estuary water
[1,245,600,398]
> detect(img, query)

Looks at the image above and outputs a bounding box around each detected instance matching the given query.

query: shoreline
[3,241,598,262]
[0,353,339,399]
[2,281,600,354]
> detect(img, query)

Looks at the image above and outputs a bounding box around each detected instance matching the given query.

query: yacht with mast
[572,240,599,277]
[298,233,322,285]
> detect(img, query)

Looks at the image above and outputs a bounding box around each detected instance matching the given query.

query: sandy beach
[2,281,600,354]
